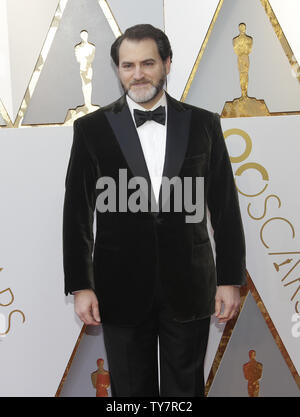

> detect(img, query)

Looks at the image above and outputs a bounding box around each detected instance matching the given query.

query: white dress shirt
[126,91,167,203]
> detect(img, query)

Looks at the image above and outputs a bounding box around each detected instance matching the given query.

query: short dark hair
[110,24,173,66]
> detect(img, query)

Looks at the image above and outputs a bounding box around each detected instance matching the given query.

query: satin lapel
[158,93,192,211]
[104,96,157,210]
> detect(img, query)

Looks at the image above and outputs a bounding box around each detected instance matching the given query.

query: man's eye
[144,62,154,66]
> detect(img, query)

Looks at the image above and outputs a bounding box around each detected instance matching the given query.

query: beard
[121,70,166,104]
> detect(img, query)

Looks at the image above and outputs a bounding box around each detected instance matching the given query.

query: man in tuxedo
[63,24,246,397]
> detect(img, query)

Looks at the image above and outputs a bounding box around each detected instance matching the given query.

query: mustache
[129,79,153,86]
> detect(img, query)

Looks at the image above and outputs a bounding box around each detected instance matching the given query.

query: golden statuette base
[222,96,270,118]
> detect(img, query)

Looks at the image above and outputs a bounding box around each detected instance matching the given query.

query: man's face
[117,38,171,104]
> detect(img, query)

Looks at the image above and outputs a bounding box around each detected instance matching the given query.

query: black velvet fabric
[62,93,246,326]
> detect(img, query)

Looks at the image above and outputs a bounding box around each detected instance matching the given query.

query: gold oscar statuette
[243,349,263,397]
[91,358,110,397]
[64,30,100,125]
[222,23,270,117]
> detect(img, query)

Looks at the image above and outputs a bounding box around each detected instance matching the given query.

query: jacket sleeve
[207,112,246,286]
[63,119,97,295]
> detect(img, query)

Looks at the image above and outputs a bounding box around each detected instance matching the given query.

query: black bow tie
[133,106,166,128]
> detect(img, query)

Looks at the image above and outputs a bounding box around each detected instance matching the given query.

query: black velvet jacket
[62,92,246,325]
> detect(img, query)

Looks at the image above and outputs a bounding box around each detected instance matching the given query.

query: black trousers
[102,279,211,397]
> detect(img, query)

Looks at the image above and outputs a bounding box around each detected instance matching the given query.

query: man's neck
[134,89,164,110]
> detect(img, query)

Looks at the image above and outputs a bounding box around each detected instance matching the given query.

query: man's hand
[215,285,241,324]
[74,289,101,325]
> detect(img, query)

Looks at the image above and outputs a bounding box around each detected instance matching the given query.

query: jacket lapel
[104,92,192,213]
[158,93,192,211]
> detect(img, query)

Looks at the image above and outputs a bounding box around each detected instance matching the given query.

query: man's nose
[133,65,144,80]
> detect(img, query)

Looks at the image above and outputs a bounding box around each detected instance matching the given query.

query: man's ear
[165,56,171,75]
